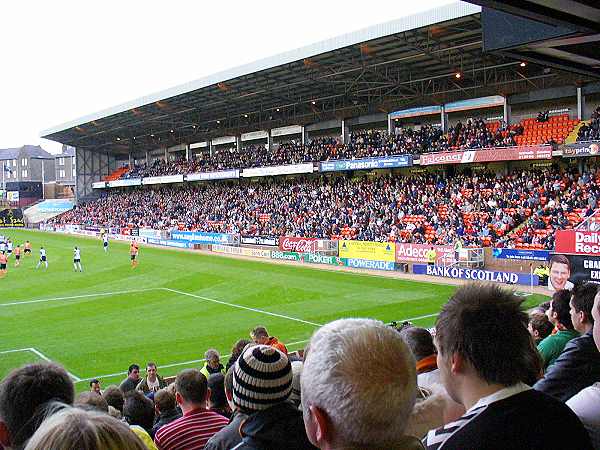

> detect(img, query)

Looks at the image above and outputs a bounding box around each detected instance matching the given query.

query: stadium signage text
[319,155,412,172]
[492,248,549,261]
[555,230,600,255]
[107,179,142,187]
[241,163,314,178]
[562,141,600,158]
[241,236,278,246]
[279,237,319,253]
[171,231,235,245]
[0,209,25,228]
[186,170,240,181]
[413,264,537,285]
[395,243,454,263]
[346,258,395,271]
[147,238,194,248]
[338,240,396,262]
[142,175,184,185]
[419,145,552,166]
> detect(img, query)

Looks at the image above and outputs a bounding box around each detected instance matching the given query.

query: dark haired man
[0,362,75,449]
[537,289,578,369]
[123,390,158,449]
[154,369,229,450]
[424,284,591,450]
[120,364,141,393]
[535,283,600,402]
[400,326,439,389]
[528,312,553,345]
[89,378,102,395]
[548,255,573,292]
[136,362,167,395]
[151,388,182,439]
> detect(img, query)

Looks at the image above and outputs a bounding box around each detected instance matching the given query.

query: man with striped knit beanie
[231,345,317,450]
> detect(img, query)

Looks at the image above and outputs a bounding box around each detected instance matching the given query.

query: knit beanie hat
[233,344,292,411]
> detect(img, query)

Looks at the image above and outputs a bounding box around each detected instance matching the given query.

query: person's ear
[175,391,183,406]
[307,405,332,446]
[0,421,12,447]
[206,388,212,406]
[450,352,466,374]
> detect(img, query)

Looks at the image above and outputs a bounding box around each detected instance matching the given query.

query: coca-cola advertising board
[419,145,552,166]
[395,243,455,263]
[279,237,319,253]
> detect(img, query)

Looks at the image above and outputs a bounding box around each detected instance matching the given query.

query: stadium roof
[41,1,590,155]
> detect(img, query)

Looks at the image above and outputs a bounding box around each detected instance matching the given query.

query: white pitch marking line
[75,339,313,383]
[162,287,323,327]
[0,288,158,307]
[0,347,82,382]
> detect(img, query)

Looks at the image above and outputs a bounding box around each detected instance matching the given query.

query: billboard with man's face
[549,253,600,291]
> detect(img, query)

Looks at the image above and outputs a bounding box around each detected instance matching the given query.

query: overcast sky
[0,0,459,153]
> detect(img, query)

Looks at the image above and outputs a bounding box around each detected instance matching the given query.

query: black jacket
[534,330,600,401]
[231,402,317,450]
[204,410,248,450]
[151,408,182,439]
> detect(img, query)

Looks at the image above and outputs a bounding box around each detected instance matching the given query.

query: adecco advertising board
[338,240,395,262]
[395,243,454,263]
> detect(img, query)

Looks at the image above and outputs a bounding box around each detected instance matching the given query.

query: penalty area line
[162,287,323,327]
[0,288,159,307]
[0,347,82,382]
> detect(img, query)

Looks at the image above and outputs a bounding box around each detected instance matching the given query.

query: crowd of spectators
[120,119,525,179]
[54,166,595,249]
[578,105,600,142]
[2,283,600,449]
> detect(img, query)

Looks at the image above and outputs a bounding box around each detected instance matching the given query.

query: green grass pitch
[0,229,548,391]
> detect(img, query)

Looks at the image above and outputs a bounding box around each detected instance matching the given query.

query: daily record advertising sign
[338,240,395,262]
[414,264,538,285]
[419,145,552,166]
[171,231,235,245]
[492,248,550,261]
[395,243,454,263]
[241,163,314,178]
[562,141,600,158]
[186,169,239,181]
[555,230,600,255]
[319,155,412,172]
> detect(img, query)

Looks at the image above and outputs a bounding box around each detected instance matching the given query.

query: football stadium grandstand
[2,1,600,449]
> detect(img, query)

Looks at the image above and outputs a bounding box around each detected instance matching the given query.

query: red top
[154,408,228,450]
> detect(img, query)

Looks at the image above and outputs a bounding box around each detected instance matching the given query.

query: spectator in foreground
[23,406,147,450]
[567,289,600,449]
[120,364,141,393]
[123,391,157,450]
[535,283,600,401]
[302,318,422,450]
[0,362,75,450]
[400,327,439,389]
[151,389,181,439]
[528,311,554,345]
[424,283,591,450]
[75,391,109,413]
[207,373,231,419]
[136,362,167,396]
[250,326,288,354]
[231,345,315,450]
[537,289,578,368]
[204,368,247,450]
[154,369,229,450]
[225,339,251,372]
[103,384,125,417]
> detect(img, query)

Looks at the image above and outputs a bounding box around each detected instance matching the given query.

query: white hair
[301,318,416,448]
[24,405,146,450]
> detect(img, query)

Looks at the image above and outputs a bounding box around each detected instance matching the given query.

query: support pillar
[145,150,150,166]
[267,130,272,152]
[503,97,512,125]
[185,144,190,161]
[577,87,585,120]
[441,106,448,133]
[341,119,349,145]
[236,136,242,152]
[301,126,306,145]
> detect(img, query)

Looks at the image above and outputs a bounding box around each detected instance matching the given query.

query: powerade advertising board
[413,264,538,285]
[346,258,395,271]
[492,248,549,262]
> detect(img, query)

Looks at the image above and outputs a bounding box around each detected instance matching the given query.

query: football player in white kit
[73,246,83,272]
[103,233,109,253]
[35,247,48,269]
